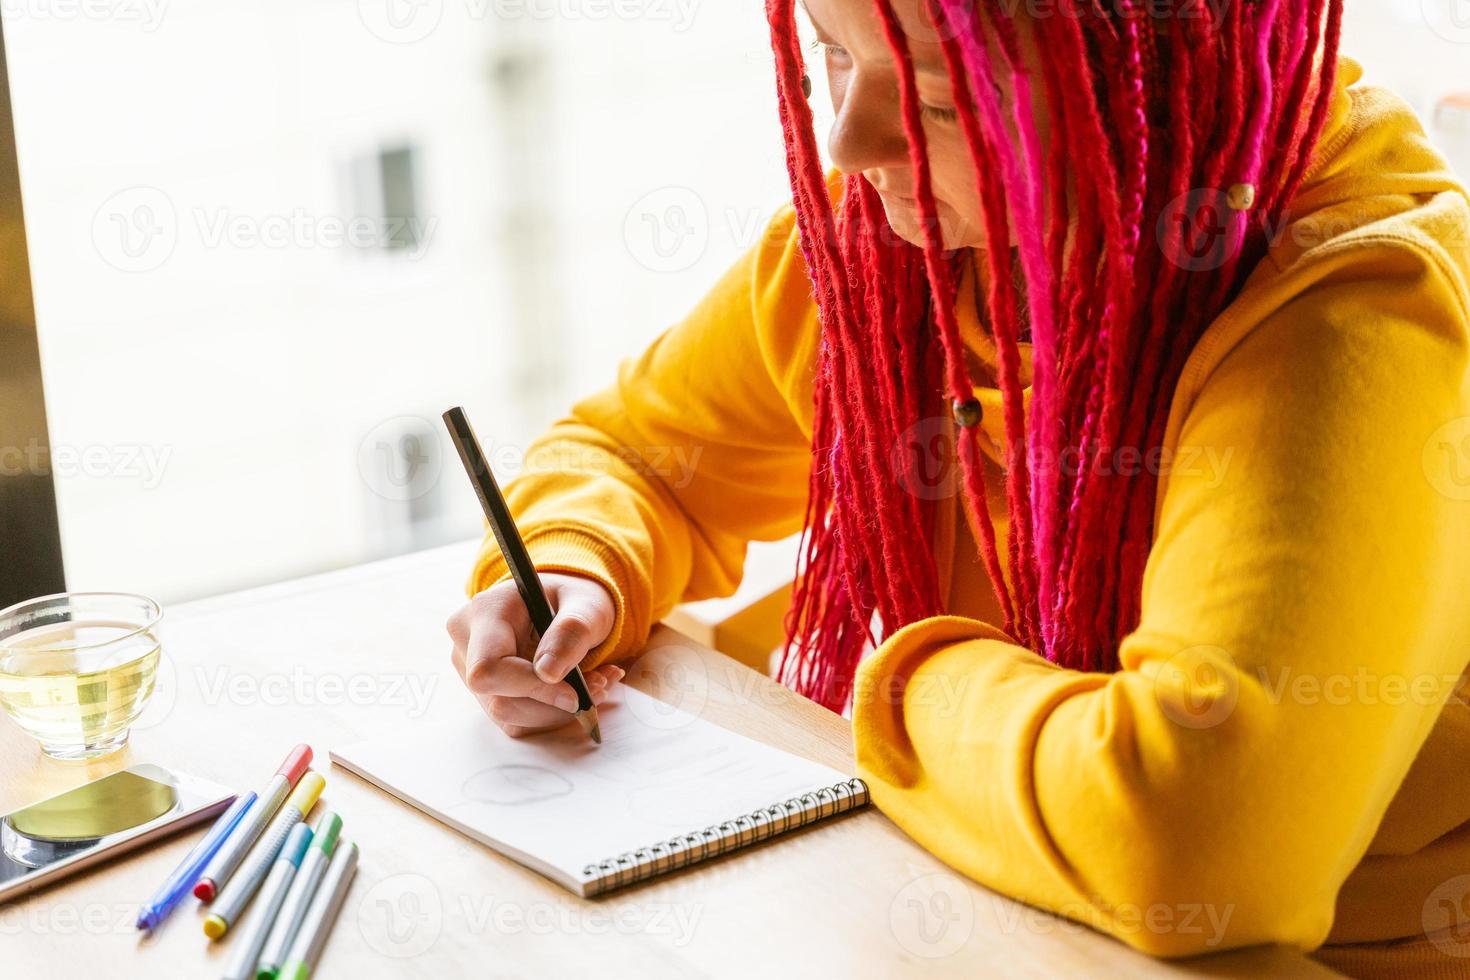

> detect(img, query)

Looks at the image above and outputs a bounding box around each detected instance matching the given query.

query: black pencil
[442,406,602,744]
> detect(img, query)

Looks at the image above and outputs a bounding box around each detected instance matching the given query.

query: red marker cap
[193,878,217,901]
[276,744,313,785]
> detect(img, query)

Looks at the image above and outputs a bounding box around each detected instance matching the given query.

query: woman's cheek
[936,198,987,251]
[927,148,986,247]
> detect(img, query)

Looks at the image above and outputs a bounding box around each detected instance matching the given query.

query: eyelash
[807,40,958,125]
[920,104,959,124]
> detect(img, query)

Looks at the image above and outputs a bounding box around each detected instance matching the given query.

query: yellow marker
[204,772,325,940]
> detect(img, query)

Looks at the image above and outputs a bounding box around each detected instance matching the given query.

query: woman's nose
[827,71,911,176]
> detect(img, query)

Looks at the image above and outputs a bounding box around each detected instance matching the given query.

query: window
[0,4,1461,604]
[3,2,793,602]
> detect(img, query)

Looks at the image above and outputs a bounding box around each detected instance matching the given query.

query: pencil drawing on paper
[462,765,574,806]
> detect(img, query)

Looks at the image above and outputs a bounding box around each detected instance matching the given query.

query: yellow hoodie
[469,60,1470,972]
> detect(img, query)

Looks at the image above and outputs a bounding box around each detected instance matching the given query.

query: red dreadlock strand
[870,0,1018,649]
[770,0,1347,707]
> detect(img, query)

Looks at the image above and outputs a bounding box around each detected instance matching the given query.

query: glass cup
[0,593,163,761]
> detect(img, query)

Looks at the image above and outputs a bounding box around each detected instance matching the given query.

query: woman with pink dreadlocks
[446,2,1470,973]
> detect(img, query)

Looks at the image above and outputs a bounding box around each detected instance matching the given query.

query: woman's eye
[809,38,849,60]
[920,103,960,125]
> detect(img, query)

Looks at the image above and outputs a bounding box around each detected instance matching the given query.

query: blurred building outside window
[1,1,1464,605]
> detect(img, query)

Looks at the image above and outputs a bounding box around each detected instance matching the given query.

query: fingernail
[556,693,579,712]
[535,654,558,680]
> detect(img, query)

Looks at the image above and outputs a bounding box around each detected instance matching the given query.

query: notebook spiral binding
[579,777,870,896]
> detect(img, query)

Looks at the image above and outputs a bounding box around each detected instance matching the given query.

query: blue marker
[136,791,256,931]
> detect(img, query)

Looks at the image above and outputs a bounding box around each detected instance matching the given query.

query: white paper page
[331,686,854,883]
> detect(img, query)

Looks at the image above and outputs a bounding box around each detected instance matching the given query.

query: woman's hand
[447,573,625,737]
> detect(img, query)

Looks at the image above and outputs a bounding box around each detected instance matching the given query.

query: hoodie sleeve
[852,235,1470,956]
[467,203,820,666]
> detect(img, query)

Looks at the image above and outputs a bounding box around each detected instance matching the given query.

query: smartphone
[0,763,235,903]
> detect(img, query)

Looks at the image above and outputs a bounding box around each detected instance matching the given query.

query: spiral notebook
[330,686,868,897]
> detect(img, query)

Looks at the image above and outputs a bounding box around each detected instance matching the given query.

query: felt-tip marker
[135,791,255,931]
[196,744,313,902]
[219,822,312,980]
[205,771,325,940]
[255,811,342,979]
[278,841,359,980]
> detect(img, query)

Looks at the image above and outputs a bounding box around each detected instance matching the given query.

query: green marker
[255,811,342,980]
[221,823,312,980]
[278,841,358,980]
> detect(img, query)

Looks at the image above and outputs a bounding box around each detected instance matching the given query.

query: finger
[464,619,519,689]
[464,592,534,686]
[474,657,581,712]
[586,664,624,690]
[533,605,611,684]
[445,606,470,647]
[481,684,615,738]
[481,695,573,731]
[447,606,475,678]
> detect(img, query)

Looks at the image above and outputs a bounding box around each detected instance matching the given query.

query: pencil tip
[575,707,603,745]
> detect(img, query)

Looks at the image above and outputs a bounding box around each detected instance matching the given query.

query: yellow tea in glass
[0,593,162,761]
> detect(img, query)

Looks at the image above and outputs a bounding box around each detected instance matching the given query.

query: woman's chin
[880,198,977,251]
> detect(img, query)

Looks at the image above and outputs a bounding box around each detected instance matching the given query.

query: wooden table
[0,542,1339,978]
